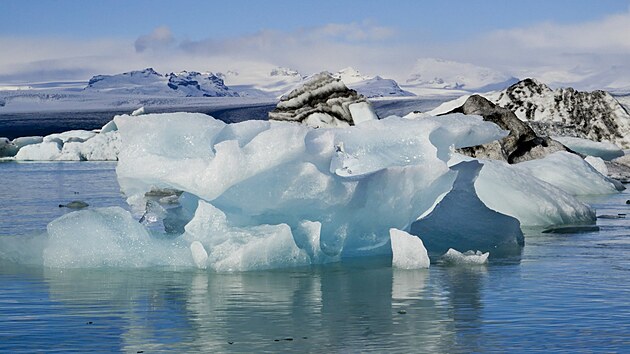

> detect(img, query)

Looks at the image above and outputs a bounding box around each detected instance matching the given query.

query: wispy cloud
[134,26,175,53]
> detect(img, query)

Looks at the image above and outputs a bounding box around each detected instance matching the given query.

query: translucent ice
[115,112,507,261]
[15,140,62,160]
[449,155,596,227]
[183,200,310,272]
[190,241,208,269]
[44,207,191,268]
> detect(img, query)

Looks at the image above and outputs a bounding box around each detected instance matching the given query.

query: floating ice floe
[441,249,489,265]
[390,228,429,269]
[552,136,624,161]
[13,129,120,161]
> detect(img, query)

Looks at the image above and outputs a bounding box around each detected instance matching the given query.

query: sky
[1,0,629,88]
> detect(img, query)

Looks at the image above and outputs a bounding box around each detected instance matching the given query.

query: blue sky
[2,0,627,40]
[1,0,629,86]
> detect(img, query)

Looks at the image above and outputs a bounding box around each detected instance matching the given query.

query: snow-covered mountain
[333,67,414,98]
[402,58,519,94]
[86,68,238,97]
[487,78,630,148]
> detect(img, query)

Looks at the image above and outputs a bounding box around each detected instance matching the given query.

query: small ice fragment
[131,107,145,116]
[442,248,489,265]
[190,241,208,269]
[390,228,429,269]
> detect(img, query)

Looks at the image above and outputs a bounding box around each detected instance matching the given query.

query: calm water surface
[0,162,629,353]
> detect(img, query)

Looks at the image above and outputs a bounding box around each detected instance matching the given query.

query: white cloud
[1,10,630,90]
[427,9,630,88]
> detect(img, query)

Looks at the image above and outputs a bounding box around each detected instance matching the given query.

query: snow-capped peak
[333,67,373,85]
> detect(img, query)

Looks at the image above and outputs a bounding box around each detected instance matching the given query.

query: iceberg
[10,104,618,271]
[12,119,121,161]
[14,130,120,161]
[115,111,508,263]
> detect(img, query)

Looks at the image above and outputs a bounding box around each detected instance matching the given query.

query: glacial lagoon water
[1,162,629,353]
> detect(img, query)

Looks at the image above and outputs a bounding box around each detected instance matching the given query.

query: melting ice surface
[1,111,620,271]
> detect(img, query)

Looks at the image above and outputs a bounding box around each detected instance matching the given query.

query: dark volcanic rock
[493,78,630,148]
[445,95,570,163]
[268,72,375,128]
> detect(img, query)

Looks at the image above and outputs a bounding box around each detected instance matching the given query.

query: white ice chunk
[553,136,624,161]
[390,228,429,269]
[348,101,378,125]
[183,200,310,272]
[44,130,97,144]
[100,120,118,134]
[190,241,208,269]
[442,248,489,265]
[57,131,121,161]
[405,94,471,118]
[12,136,43,149]
[303,112,351,128]
[15,141,62,160]
[585,156,608,176]
[131,106,146,116]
